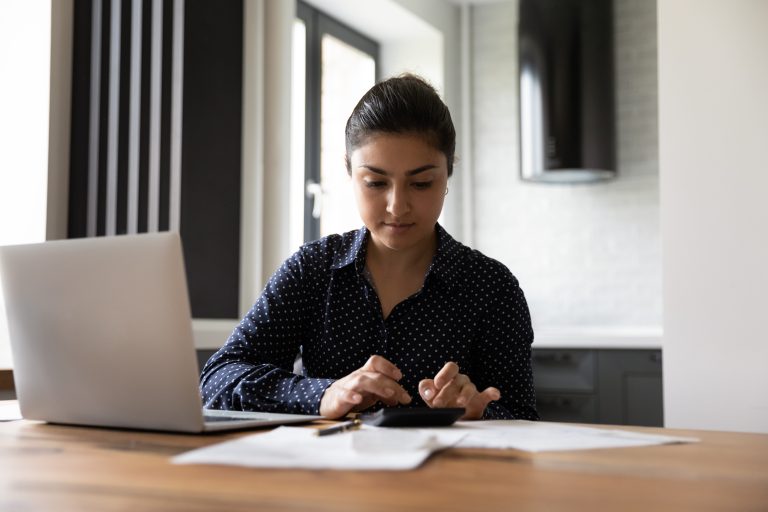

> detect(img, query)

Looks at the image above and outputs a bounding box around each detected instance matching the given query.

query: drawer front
[597,349,664,427]
[536,392,598,423]
[532,349,596,392]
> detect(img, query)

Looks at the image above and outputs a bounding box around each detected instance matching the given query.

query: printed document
[172,421,698,471]
[173,425,466,470]
[449,420,699,452]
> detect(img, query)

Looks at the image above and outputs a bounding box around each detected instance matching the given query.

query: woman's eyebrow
[360,164,438,176]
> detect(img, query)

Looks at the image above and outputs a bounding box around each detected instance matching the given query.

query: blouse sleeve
[472,265,539,420]
[199,247,334,415]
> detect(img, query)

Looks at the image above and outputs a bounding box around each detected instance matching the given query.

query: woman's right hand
[319,355,411,419]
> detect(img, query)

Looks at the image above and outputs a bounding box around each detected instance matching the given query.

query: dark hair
[344,74,456,177]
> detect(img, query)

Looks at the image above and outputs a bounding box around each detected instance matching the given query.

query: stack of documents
[451,420,699,452]
[173,426,466,470]
[172,421,698,471]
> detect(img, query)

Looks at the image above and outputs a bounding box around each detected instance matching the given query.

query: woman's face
[349,133,448,255]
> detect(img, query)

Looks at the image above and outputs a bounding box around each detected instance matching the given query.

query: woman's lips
[383,222,414,233]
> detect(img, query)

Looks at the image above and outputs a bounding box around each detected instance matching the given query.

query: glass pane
[320,33,375,237]
[290,19,306,251]
[0,0,51,369]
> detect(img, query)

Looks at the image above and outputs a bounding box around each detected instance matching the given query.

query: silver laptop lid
[0,232,207,432]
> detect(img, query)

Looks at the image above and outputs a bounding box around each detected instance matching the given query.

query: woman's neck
[365,229,438,274]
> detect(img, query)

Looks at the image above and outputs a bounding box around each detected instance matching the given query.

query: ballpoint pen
[315,418,362,437]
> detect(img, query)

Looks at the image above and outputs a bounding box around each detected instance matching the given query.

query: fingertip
[446,361,460,375]
[419,379,436,399]
[434,362,459,388]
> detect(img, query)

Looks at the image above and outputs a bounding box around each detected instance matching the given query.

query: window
[293,2,378,244]
[0,0,52,369]
[0,0,50,249]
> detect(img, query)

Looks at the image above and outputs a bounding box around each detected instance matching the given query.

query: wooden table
[1,413,767,512]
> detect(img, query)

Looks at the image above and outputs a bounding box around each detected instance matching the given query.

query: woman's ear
[344,154,352,176]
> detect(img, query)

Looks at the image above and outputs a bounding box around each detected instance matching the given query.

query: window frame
[296,1,379,242]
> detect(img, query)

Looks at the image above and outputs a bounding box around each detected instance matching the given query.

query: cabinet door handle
[534,352,573,364]
[306,181,323,219]
[538,396,575,408]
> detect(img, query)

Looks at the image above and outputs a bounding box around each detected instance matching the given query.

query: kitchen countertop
[192,321,663,351]
[532,326,662,349]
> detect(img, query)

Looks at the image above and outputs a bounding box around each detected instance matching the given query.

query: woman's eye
[412,181,433,190]
[364,181,386,189]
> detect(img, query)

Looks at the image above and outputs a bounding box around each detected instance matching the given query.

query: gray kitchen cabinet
[532,348,663,426]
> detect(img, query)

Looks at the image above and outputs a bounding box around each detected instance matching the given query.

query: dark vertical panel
[116,0,133,235]
[180,0,243,318]
[96,0,112,236]
[68,0,244,320]
[159,0,174,232]
[67,0,93,239]
[138,0,153,233]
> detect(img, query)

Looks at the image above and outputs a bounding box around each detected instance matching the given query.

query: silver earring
[444,187,449,196]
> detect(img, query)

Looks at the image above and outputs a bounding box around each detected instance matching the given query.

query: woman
[201,74,538,420]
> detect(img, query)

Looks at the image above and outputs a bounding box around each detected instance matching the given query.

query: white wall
[659,0,768,433]
[260,0,296,289]
[46,0,73,242]
[470,0,661,334]
[390,0,464,241]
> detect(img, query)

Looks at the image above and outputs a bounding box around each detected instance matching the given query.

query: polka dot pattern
[200,224,539,420]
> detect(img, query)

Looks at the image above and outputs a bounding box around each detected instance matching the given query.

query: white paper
[172,425,467,470]
[0,400,22,422]
[172,421,699,471]
[441,420,699,452]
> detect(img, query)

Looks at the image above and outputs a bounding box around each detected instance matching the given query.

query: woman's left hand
[418,362,500,420]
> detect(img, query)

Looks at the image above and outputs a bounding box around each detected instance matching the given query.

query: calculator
[360,407,465,427]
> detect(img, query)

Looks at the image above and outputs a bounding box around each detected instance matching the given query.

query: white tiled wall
[469,0,660,331]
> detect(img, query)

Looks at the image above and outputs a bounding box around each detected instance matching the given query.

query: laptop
[0,232,321,432]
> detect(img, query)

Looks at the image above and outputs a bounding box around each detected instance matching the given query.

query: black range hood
[518,0,616,183]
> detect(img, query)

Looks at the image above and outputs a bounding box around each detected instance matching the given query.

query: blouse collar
[330,224,465,289]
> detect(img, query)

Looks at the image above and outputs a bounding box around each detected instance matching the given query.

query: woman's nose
[386,186,411,217]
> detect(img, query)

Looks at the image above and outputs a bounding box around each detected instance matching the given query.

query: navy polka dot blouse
[200,224,538,420]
